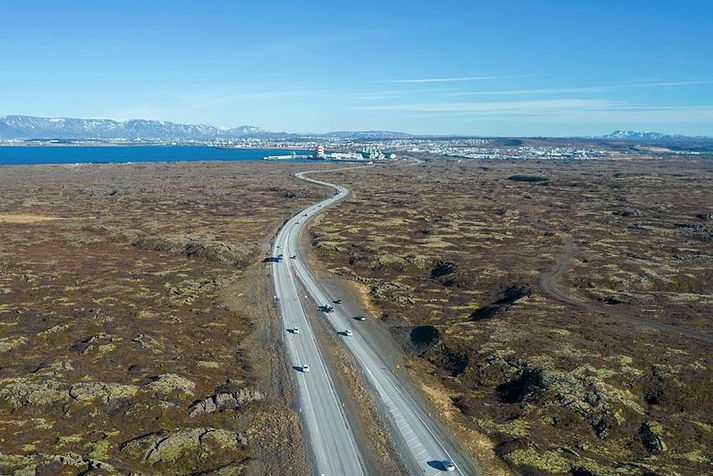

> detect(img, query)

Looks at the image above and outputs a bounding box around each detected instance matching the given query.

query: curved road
[272,165,478,475]
[272,168,366,476]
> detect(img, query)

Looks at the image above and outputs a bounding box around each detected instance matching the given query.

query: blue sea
[0,146,313,166]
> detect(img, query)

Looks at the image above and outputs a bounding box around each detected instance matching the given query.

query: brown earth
[306,157,713,475]
[0,161,335,475]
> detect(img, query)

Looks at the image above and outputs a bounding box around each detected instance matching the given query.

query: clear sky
[1,0,712,136]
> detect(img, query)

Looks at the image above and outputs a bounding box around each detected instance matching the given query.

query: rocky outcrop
[613,207,644,217]
[469,286,531,321]
[190,389,265,417]
[121,428,247,472]
[0,375,193,409]
[133,232,256,266]
[147,374,196,397]
[493,363,643,439]
[0,452,118,475]
[675,222,713,242]
[0,336,27,352]
[640,420,667,454]
[424,343,470,377]
[409,325,440,352]
[132,333,164,354]
[507,175,548,183]
[69,382,139,403]
[1,378,139,408]
[0,378,68,408]
[72,333,119,355]
[430,260,457,279]
[165,276,236,305]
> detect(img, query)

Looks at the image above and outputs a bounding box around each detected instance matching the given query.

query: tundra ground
[307,157,713,475]
[0,161,333,475]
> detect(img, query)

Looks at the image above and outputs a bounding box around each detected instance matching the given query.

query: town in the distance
[2,115,711,162]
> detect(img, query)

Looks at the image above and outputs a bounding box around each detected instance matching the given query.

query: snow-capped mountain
[0,115,266,140]
[601,130,686,141]
[0,115,416,141]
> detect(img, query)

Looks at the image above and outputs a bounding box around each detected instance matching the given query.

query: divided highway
[272,166,477,475]
[271,169,366,476]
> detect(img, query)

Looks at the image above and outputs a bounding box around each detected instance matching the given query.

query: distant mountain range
[599,130,710,141]
[1,116,708,142]
[0,115,413,141]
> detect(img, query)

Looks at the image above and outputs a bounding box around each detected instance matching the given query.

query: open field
[307,157,713,475]
[0,161,333,475]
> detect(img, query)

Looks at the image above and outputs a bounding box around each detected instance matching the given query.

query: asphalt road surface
[272,166,478,475]
[271,168,366,476]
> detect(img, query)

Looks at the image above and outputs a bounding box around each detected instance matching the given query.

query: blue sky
[1,0,712,136]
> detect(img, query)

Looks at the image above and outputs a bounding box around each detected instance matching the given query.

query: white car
[443,460,455,471]
[292,327,300,334]
[344,329,353,337]
[302,364,310,373]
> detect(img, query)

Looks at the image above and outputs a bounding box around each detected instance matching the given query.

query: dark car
[333,299,343,304]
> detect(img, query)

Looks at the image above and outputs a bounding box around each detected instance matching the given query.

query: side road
[540,237,713,344]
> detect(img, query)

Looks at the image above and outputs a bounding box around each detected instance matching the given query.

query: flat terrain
[307,157,713,475]
[0,161,334,475]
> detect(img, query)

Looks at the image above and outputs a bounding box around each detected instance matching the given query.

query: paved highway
[271,168,366,476]
[272,166,477,475]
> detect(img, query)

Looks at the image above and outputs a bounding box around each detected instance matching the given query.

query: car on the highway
[321,304,334,312]
[443,460,455,471]
[333,299,343,304]
[344,329,353,336]
[302,364,310,373]
[292,327,300,334]
[290,255,297,259]
[354,316,366,321]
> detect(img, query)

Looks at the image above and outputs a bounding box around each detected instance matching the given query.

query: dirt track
[540,237,713,344]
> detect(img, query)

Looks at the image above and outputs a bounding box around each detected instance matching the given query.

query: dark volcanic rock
[640,420,667,454]
[507,175,548,183]
[490,362,644,440]
[613,207,643,217]
[470,286,531,321]
[424,343,469,377]
[133,233,256,266]
[497,367,547,404]
[120,427,247,472]
[430,260,457,279]
[410,325,440,351]
[189,389,264,417]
